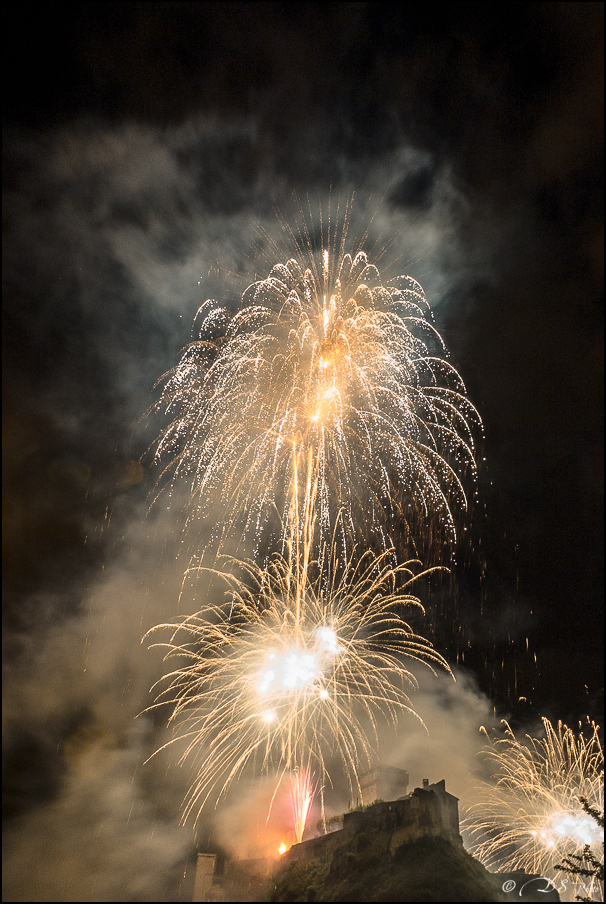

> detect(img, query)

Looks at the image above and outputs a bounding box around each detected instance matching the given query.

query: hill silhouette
[267,832,509,902]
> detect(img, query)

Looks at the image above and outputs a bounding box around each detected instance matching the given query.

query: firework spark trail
[144,550,450,827]
[290,766,319,844]
[148,243,481,570]
[463,718,604,899]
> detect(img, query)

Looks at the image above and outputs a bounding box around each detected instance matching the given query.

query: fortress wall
[286,826,350,863]
[285,785,462,866]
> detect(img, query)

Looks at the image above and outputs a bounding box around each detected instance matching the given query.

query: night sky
[3,4,603,901]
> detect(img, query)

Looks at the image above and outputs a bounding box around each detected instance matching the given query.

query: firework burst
[148,240,481,568]
[144,549,450,826]
[463,718,604,898]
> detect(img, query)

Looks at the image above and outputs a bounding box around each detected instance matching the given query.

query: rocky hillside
[267,832,510,902]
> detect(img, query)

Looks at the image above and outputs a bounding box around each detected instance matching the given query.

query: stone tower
[358,764,409,807]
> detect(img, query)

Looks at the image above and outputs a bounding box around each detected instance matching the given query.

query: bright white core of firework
[256,627,342,698]
[546,813,602,846]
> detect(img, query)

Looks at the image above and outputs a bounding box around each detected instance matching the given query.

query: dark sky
[3,3,603,900]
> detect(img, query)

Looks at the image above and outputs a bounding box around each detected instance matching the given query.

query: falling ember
[290,766,318,845]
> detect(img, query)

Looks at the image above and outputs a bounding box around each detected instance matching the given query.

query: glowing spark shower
[145,550,450,826]
[145,220,479,841]
[463,718,604,898]
[290,766,319,844]
[148,241,481,567]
